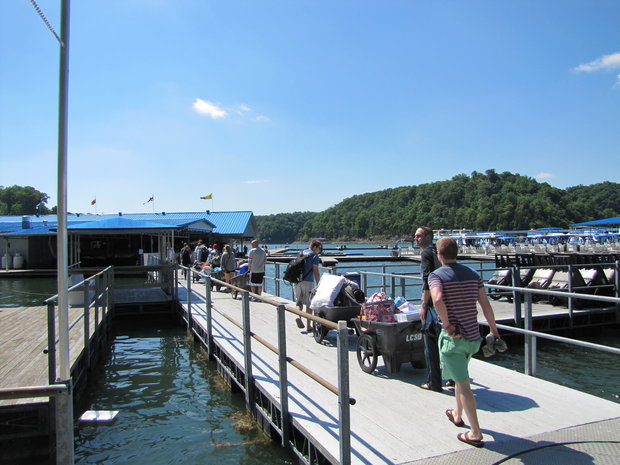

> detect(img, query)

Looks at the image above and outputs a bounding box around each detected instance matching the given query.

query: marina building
[0,211,257,269]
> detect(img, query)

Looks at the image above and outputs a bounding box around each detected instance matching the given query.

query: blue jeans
[423,308,442,390]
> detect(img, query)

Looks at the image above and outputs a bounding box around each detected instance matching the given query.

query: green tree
[0,185,52,215]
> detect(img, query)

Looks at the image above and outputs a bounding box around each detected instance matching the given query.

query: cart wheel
[356,334,378,373]
[313,321,328,343]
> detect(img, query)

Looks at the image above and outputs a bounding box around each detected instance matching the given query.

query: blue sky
[1,1,619,216]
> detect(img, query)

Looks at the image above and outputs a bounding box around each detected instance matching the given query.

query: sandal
[445,409,465,427]
[295,318,304,329]
[420,383,443,393]
[457,432,484,448]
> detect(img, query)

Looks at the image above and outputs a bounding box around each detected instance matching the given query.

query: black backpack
[283,252,312,284]
[200,246,208,262]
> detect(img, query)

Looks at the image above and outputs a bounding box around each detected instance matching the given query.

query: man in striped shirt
[429,237,500,448]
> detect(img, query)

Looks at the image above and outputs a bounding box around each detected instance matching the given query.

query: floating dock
[176,278,620,464]
[2,274,619,464]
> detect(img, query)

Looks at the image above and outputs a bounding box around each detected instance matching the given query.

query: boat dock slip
[177,278,620,464]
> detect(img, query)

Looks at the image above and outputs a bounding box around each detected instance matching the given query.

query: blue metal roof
[571,217,620,226]
[68,217,178,231]
[0,211,254,236]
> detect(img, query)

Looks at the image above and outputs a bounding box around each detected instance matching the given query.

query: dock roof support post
[337,320,351,465]
[276,304,290,448]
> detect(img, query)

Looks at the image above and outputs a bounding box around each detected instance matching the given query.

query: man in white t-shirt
[248,240,267,296]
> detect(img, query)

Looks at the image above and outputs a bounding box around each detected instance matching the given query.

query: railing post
[512,265,523,327]
[205,276,213,356]
[47,302,57,385]
[337,320,351,465]
[83,285,90,369]
[400,276,406,299]
[174,264,179,301]
[275,263,281,297]
[241,290,254,410]
[615,261,620,322]
[524,293,537,376]
[381,265,387,292]
[567,264,574,327]
[94,275,100,327]
[362,272,368,295]
[186,270,192,329]
[276,304,290,447]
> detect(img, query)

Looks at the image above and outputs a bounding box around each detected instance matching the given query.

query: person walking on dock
[248,239,267,297]
[221,245,237,289]
[429,237,500,448]
[295,240,322,332]
[180,243,192,279]
[415,226,445,392]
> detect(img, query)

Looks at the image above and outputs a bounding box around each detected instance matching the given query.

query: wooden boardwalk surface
[0,305,98,406]
[180,278,620,464]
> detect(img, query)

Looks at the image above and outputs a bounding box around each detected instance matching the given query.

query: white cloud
[255,115,271,122]
[535,172,554,180]
[574,52,620,73]
[245,179,268,184]
[238,104,252,113]
[192,99,228,119]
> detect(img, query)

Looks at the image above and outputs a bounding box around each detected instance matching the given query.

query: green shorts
[438,330,481,383]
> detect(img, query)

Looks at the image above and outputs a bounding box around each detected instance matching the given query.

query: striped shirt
[429,263,482,341]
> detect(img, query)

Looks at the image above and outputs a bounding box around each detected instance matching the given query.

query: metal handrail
[179,265,354,464]
[479,321,620,355]
[0,384,68,400]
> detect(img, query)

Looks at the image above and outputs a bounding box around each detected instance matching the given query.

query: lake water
[75,326,293,465]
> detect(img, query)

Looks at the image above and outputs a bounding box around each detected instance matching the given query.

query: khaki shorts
[294,281,314,307]
[438,331,481,382]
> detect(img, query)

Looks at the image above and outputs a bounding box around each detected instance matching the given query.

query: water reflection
[75,328,291,465]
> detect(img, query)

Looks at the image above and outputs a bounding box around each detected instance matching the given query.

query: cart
[312,305,361,343]
[230,272,250,299]
[353,318,425,374]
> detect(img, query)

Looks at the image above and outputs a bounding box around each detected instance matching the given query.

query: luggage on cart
[312,276,365,343]
[312,305,361,343]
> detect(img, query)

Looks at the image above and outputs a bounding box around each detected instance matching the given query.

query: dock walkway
[179,277,620,464]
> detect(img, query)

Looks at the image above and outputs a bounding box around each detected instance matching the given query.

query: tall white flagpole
[56,0,75,463]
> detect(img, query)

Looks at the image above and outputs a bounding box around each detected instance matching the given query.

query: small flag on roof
[200,194,213,200]
[91,198,96,205]
[143,195,154,205]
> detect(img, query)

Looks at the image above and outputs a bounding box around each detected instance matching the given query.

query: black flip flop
[457,432,484,448]
[445,409,465,427]
[295,318,304,329]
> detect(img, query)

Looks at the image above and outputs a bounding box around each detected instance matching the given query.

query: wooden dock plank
[0,304,100,406]
[181,281,620,465]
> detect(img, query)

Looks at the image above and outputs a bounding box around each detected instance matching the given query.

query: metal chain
[28,0,63,46]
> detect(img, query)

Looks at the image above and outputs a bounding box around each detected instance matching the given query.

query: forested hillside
[291,170,619,241]
[254,211,319,243]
